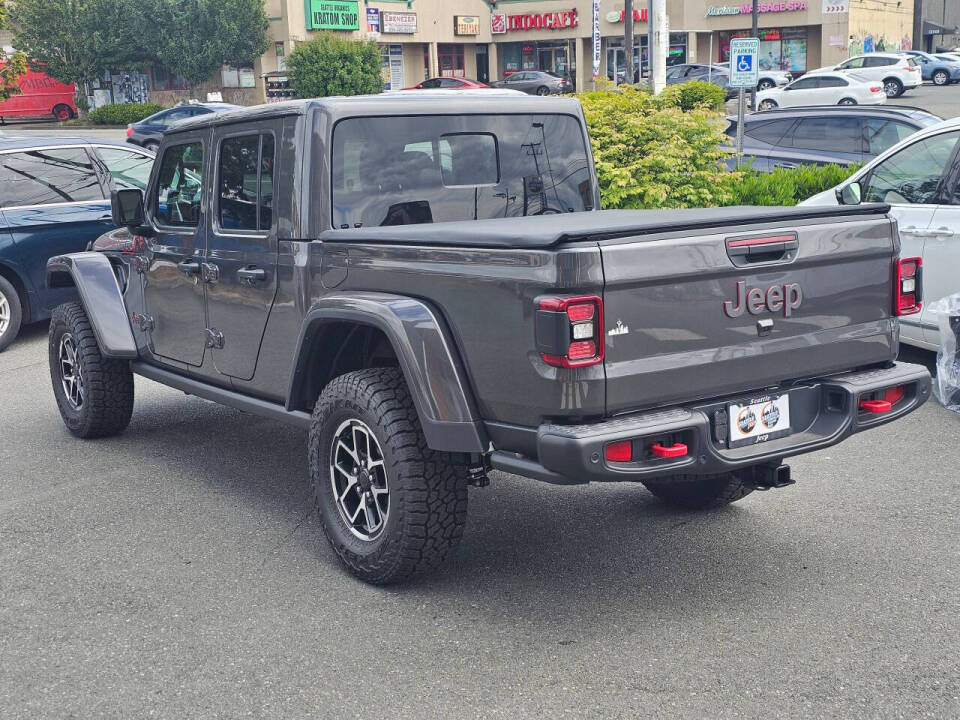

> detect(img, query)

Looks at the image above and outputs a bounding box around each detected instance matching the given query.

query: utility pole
[750,0,759,110]
[624,0,634,85]
[651,0,666,94]
[913,0,924,53]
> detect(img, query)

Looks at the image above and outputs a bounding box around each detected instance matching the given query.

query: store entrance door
[476,45,489,83]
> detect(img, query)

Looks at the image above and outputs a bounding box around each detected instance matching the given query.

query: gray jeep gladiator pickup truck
[46,95,931,584]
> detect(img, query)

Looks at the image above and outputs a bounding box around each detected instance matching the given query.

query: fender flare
[46,252,138,359]
[288,292,487,453]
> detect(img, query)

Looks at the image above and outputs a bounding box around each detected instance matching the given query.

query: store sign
[491,14,506,34]
[455,15,480,35]
[388,44,403,91]
[822,0,848,13]
[502,9,579,32]
[305,0,359,31]
[366,7,380,33]
[592,1,600,75]
[706,2,807,16]
[605,8,649,23]
[382,11,416,33]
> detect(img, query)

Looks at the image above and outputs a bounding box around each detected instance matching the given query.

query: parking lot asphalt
[1,323,958,719]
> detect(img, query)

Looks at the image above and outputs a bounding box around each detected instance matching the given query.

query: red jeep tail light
[605,440,633,463]
[894,257,922,316]
[537,295,604,368]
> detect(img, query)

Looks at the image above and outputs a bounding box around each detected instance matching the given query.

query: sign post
[728,37,759,169]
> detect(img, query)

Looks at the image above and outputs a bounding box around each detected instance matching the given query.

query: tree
[9,0,145,88]
[0,0,26,102]
[287,33,382,99]
[150,0,269,92]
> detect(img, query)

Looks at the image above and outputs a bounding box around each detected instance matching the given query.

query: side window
[838,57,864,69]
[96,147,154,190]
[787,77,819,90]
[864,119,918,156]
[863,130,960,205]
[819,76,848,88]
[217,133,274,232]
[0,147,104,208]
[789,117,861,152]
[420,79,441,89]
[155,141,204,227]
[744,119,796,146]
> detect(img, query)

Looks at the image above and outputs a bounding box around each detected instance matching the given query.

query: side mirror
[111,188,145,227]
[837,181,863,206]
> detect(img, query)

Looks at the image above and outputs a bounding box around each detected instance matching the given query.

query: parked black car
[126,102,240,151]
[725,105,943,171]
[491,71,572,95]
[0,136,154,350]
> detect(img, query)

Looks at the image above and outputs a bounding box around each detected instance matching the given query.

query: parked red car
[0,67,77,122]
[402,77,490,90]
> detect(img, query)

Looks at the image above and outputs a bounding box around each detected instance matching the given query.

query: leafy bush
[579,84,736,209]
[287,32,382,98]
[655,80,728,112]
[725,164,859,206]
[88,102,164,125]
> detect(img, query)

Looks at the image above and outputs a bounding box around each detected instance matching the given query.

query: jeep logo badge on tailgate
[723,280,803,318]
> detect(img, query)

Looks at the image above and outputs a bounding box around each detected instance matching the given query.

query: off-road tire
[0,274,23,352]
[642,472,753,510]
[309,367,469,585]
[48,302,134,438]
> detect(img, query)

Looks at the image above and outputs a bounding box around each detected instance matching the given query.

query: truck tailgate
[601,214,898,415]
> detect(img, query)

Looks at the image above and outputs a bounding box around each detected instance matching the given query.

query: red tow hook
[859,399,892,414]
[651,442,688,458]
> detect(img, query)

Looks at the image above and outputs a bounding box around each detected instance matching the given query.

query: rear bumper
[490,362,930,484]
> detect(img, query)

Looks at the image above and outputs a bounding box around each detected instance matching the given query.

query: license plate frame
[728,393,791,448]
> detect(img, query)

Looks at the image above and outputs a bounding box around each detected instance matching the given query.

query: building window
[222,65,256,88]
[720,28,807,73]
[151,65,188,91]
[423,45,431,79]
[275,42,285,72]
[438,43,465,77]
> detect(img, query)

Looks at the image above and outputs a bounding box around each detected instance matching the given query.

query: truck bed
[320,204,892,249]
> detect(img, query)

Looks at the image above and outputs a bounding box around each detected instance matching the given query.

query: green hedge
[87,102,165,125]
[579,85,858,209]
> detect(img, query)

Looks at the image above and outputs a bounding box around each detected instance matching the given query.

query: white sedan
[756,73,886,110]
[800,117,960,351]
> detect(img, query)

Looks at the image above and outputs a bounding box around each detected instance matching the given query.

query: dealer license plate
[728,393,791,448]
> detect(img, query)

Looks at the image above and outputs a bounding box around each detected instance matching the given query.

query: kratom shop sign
[306,0,359,31]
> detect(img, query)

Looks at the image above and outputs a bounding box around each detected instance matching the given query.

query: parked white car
[808,53,922,98]
[800,117,960,350]
[756,72,886,109]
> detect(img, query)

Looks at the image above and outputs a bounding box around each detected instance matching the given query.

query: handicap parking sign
[729,37,759,88]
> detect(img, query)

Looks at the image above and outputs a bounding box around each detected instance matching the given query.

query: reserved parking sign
[729,37,760,88]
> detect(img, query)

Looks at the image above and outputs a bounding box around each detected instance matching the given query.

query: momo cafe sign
[491,9,579,33]
[305,0,359,31]
[605,8,649,23]
[706,1,807,16]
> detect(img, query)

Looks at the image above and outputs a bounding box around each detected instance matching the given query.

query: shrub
[579,84,736,209]
[287,32,382,98]
[655,80,728,112]
[724,164,859,207]
[87,102,164,125]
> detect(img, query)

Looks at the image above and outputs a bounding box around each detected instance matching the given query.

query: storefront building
[247,0,914,103]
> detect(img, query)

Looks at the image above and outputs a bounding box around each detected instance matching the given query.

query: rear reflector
[605,441,633,463]
[651,442,688,459]
[894,257,922,316]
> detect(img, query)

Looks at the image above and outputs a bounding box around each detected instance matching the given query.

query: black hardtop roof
[168,94,585,133]
[0,135,141,151]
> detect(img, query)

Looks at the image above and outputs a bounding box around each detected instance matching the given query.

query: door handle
[933,227,956,237]
[177,258,202,276]
[237,266,267,285]
[900,227,936,237]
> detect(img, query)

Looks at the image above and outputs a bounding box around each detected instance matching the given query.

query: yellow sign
[455,15,480,35]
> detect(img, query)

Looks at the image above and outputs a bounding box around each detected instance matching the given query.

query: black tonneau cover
[320,204,891,249]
